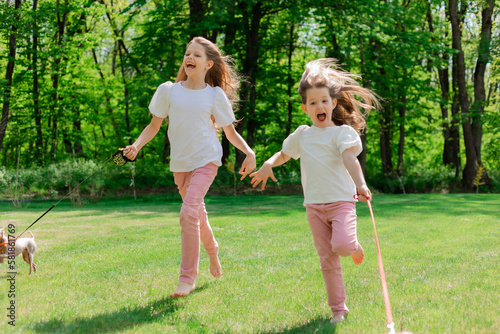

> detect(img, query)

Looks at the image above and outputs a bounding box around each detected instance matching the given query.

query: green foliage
[0,0,498,193]
[367,167,461,194]
[0,160,177,202]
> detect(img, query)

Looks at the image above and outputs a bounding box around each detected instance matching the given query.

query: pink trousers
[305,201,359,316]
[173,163,219,284]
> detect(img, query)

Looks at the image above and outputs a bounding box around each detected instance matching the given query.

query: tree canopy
[1,0,499,193]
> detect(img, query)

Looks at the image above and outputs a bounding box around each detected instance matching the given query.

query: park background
[0,0,499,199]
[0,1,499,334]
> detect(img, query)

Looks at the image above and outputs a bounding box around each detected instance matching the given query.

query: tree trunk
[100,2,135,142]
[449,0,475,188]
[451,54,461,176]
[188,0,206,39]
[117,35,131,140]
[449,0,494,189]
[379,104,393,175]
[220,131,230,166]
[49,0,70,159]
[286,23,295,137]
[427,1,460,172]
[377,60,393,175]
[359,133,367,176]
[221,2,238,166]
[73,108,83,155]
[397,93,406,175]
[236,1,264,166]
[470,0,495,189]
[324,3,346,66]
[437,56,459,168]
[358,39,367,174]
[63,131,73,154]
[68,11,89,157]
[92,49,117,139]
[0,0,22,154]
[162,119,170,164]
[32,0,43,162]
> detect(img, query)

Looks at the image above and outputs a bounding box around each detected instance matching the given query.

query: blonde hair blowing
[176,36,240,110]
[298,58,380,133]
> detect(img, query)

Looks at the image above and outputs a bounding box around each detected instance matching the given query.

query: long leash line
[15,155,115,239]
[367,199,396,334]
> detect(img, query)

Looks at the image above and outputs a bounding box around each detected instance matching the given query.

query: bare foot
[209,255,222,278]
[351,243,364,265]
[330,313,346,324]
[170,282,195,298]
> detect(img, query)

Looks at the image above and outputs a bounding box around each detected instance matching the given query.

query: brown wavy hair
[176,36,240,110]
[298,59,380,133]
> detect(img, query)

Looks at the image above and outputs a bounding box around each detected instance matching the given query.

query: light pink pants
[305,201,359,316]
[173,163,219,284]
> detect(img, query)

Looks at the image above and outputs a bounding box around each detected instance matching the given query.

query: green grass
[0,194,499,333]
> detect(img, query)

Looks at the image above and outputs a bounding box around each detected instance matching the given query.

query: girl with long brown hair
[250,58,379,324]
[125,37,255,297]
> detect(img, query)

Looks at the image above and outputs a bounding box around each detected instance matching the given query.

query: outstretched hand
[239,153,257,180]
[249,163,278,190]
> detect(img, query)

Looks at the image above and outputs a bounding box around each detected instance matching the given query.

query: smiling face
[183,42,213,79]
[301,87,337,128]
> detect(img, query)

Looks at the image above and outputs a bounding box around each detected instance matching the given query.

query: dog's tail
[29,231,35,239]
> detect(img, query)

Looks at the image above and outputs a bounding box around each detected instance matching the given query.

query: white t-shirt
[282,124,362,205]
[148,81,236,172]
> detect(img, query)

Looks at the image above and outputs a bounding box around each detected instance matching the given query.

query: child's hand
[239,153,256,180]
[356,185,372,203]
[124,145,139,161]
[249,163,278,190]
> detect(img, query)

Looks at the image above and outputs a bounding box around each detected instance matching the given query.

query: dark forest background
[1,0,499,200]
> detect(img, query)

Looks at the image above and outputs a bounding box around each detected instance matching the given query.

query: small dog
[0,227,37,275]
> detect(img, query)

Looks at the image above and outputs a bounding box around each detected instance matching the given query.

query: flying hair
[298,58,380,133]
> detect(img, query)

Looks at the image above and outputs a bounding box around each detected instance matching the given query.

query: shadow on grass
[30,294,186,333]
[262,317,337,334]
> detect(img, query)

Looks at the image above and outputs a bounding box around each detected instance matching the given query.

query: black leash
[16,148,135,238]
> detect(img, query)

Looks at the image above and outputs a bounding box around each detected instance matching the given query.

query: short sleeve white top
[148,81,236,172]
[282,124,362,204]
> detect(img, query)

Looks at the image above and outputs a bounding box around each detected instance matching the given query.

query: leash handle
[366,199,394,327]
[112,148,136,166]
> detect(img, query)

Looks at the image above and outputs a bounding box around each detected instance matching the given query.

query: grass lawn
[0,193,499,333]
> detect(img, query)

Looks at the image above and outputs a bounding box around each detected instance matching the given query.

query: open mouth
[186,63,196,69]
[317,113,327,121]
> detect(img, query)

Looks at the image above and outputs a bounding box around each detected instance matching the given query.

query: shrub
[0,160,498,201]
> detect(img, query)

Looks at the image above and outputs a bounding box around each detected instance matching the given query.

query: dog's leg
[29,242,37,273]
[31,253,37,273]
[22,250,34,275]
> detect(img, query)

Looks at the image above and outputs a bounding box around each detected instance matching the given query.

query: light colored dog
[0,227,37,275]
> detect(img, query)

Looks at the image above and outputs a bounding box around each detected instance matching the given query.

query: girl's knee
[332,241,357,257]
[318,255,341,271]
[180,204,199,224]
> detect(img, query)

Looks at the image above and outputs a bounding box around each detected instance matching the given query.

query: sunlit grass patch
[0,194,498,333]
